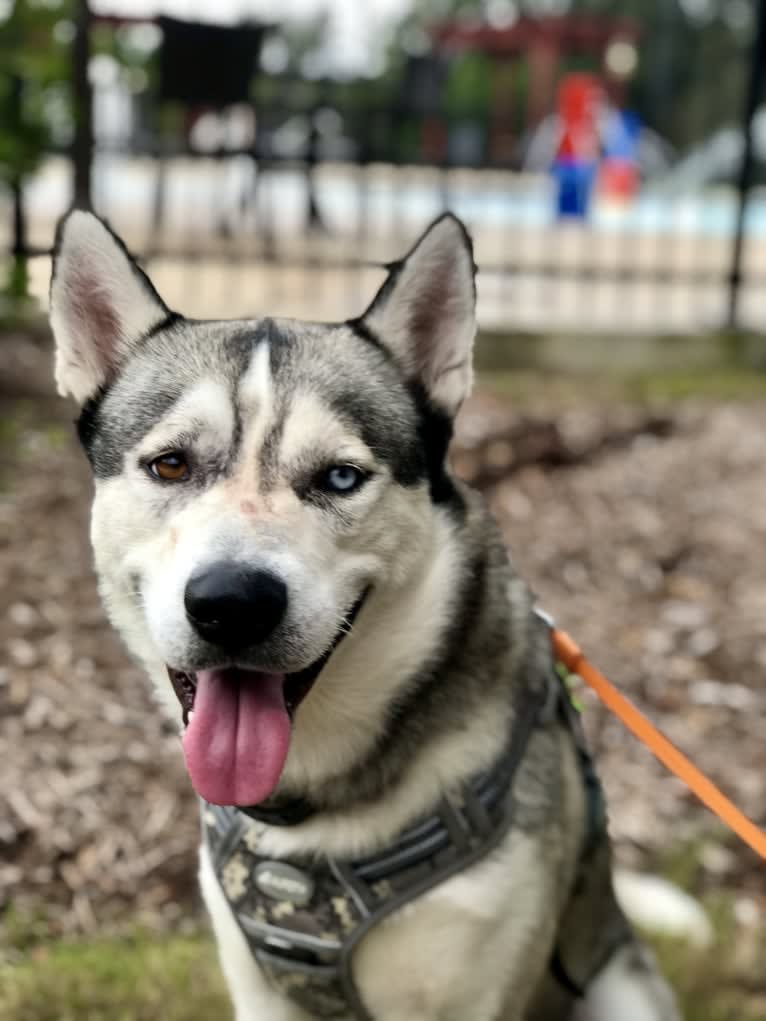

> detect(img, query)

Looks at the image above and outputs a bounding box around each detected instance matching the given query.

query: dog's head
[49,211,476,808]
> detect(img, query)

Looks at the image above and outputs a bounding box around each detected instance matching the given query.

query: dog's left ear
[359,214,476,416]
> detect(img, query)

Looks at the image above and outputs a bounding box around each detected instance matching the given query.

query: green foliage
[568,0,750,153]
[4,254,29,301]
[389,0,751,155]
[444,52,492,117]
[0,0,72,185]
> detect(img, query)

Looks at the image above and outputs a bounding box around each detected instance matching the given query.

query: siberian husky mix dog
[50,210,680,1021]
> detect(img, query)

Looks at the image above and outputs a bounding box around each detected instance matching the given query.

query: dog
[49,210,680,1021]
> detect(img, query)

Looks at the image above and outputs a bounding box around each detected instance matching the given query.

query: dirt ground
[1,326,764,938]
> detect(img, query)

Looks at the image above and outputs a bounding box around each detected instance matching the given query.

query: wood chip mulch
[2,331,764,936]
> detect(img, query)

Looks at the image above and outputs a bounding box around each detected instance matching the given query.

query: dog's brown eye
[149,452,190,482]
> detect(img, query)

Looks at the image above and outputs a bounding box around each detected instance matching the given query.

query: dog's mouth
[166,589,368,808]
[168,655,330,729]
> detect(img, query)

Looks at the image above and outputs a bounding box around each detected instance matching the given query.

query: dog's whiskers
[335,610,358,637]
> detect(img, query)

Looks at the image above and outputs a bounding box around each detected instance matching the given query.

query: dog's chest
[201,678,582,1020]
[203,798,555,1021]
[206,803,368,1017]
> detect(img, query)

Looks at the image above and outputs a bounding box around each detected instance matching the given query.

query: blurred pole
[71,0,93,210]
[651,0,680,141]
[727,0,766,330]
[9,73,29,298]
[306,110,323,231]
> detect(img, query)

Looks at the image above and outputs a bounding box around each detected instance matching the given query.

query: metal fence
[5,2,766,334]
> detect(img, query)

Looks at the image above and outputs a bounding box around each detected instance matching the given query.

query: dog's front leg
[199,844,310,1021]
[573,941,681,1021]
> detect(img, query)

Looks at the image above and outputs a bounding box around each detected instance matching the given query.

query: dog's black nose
[184,562,287,649]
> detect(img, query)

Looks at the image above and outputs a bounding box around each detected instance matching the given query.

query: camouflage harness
[203,640,613,1020]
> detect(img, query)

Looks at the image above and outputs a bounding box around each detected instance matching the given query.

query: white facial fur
[88,339,437,709]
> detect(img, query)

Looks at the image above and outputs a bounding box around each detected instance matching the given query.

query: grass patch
[1,920,764,1021]
[628,368,766,403]
[478,367,766,407]
[657,924,766,1021]
[0,931,229,1021]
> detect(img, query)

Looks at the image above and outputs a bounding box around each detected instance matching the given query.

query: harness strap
[336,683,550,1020]
[549,949,585,1000]
[541,616,633,1006]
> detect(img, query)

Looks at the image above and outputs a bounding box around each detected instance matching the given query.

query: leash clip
[533,605,556,630]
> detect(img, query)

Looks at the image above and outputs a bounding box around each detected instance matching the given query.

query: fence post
[71,0,93,210]
[727,0,766,330]
[9,72,29,298]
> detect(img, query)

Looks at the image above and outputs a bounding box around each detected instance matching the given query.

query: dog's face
[50,212,476,807]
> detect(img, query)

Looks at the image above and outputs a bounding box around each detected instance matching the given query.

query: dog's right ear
[49,211,172,404]
[358,214,477,417]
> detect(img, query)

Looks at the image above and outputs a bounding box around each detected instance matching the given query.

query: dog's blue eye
[322,465,365,494]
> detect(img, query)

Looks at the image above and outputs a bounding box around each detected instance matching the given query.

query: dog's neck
[255,494,538,860]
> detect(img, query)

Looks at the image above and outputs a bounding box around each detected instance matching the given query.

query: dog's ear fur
[359,214,476,416]
[49,211,172,404]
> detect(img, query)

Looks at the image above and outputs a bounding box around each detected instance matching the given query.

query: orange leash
[552,627,766,862]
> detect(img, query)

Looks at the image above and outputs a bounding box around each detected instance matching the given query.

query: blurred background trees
[394,0,752,150]
[0,0,71,298]
[0,0,763,319]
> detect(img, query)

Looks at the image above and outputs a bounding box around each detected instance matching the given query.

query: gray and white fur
[49,210,680,1021]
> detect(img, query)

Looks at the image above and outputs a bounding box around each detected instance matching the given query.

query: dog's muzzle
[168,586,370,726]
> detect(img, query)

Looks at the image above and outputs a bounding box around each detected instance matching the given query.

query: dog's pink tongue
[182,668,289,806]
